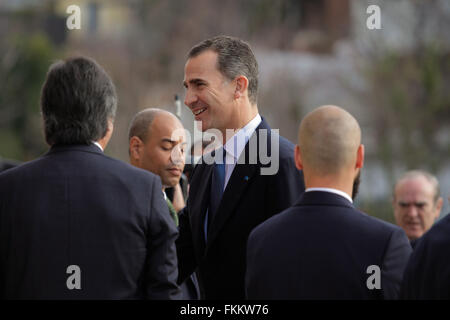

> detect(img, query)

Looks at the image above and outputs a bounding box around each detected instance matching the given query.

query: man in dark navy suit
[177,36,305,299]
[0,158,20,173]
[246,105,412,299]
[401,209,450,299]
[128,108,200,300]
[0,57,181,299]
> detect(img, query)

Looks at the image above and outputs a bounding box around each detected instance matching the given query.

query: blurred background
[1,0,449,222]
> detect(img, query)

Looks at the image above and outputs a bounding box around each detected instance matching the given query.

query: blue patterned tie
[208,149,226,232]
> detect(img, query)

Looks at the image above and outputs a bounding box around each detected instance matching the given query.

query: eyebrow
[183,78,206,88]
[398,201,427,206]
[161,138,187,146]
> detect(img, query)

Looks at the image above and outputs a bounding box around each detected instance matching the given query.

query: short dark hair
[40,56,117,146]
[128,108,163,143]
[188,35,259,104]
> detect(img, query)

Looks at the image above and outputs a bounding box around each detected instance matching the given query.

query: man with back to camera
[177,35,305,299]
[246,105,412,299]
[128,108,200,299]
[0,57,181,299]
[392,170,443,249]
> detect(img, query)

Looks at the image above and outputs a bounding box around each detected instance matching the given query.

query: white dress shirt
[222,114,262,189]
[305,187,353,204]
[203,114,262,241]
[92,141,104,152]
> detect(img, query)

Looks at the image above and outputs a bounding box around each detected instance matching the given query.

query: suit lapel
[205,119,271,252]
[205,159,258,252]
[190,163,213,253]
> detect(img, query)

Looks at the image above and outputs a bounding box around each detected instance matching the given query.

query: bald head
[129,108,186,189]
[298,105,361,175]
[128,108,182,143]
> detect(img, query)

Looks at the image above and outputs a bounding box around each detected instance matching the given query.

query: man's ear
[356,144,364,169]
[97,119,114,150]
[294,145,304,171]
[129,136,142,161]
[107,119,114,135]
[234,75,249,100]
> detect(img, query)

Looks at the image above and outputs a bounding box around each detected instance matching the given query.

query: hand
[172,183,186,212]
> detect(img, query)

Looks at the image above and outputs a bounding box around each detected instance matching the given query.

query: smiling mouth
[168,168,181,175]
[193,108,206,116]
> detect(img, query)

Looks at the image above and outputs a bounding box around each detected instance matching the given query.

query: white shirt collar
[305,187,353,204]
[223,114,262,161]
[92,141,104,152]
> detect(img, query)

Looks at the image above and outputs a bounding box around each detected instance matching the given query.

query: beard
[352,170,361,200]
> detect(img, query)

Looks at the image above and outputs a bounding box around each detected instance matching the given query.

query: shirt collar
[92,141,104,152]
[223,114,262,161]
[305,187,353,204]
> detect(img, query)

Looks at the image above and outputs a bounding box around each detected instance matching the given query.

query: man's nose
[184,89,197,107]
[171,147,184,165]
[405,205,419,218]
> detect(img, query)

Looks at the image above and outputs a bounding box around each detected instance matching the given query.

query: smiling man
[393,170,443,248]
[177,35,305,300]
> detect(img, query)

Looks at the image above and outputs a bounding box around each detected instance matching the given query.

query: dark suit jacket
[246,191,412,299]
[176,119,305,299]
[400,213,450,299]
[0,144,181,299]
[0,158,20,173]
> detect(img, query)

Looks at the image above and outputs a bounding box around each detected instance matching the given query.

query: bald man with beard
[245,105,412,300]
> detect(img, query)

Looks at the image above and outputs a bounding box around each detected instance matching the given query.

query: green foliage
[367,43,450,179]
[0,130,23,160]
[357,199,396,224]
[0,33,56,161]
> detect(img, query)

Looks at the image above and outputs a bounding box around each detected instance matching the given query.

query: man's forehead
[397,177,434,194]
[396,186,434,202]
[148,115,184,137]
[184,51,219,76]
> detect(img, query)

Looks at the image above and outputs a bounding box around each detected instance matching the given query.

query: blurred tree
[367,45,450,176]
[0,33,56,161]
[351,0,450,222]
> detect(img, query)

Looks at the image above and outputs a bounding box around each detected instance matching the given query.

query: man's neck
[95,139,107,151]
[221,105,258,144]
[304,175,353,201]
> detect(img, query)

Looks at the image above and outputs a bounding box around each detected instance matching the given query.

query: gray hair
[188,35,259,104]
[394,170,441,203]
